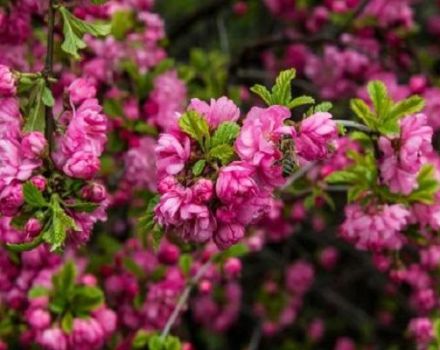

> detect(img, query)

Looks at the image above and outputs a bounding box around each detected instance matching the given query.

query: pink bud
[25,218,42,237]
[192,178,213,203]
[198,280,212,294]
[81,182,107,202]
[158,242,180,265]
[30,175,47,191]
[224,257,242,279]
[0,65,16,96]
[81,274,97,286]
[63,152,100,179]
[0,183,23,216]
[27,308,51,330]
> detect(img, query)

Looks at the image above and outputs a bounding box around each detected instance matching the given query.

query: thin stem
[334,120,371,133]
[44,0,56,152]
[160,260,212,340]
[281,161,317,190]
[248,323,262,350]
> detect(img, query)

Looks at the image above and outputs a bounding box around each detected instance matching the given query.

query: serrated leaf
[388,95,425,120]
[288,95,315,109]
[313,102,333,113]
[43,195,77,251]
[208,144,235,165]
[211,122,240,147]
[23,182,48,208]
[139,195,160,233]
[178,110,210,146]
[132,330,151,349]
[192,159,206,176]
[52,261,76,299]
[272,69,296,105]
[250,84,272,105]
[148,335,163,350]
[350,98,376,129]
[367,80,390,119]
[59,6,110,59]
[123,257,144,279]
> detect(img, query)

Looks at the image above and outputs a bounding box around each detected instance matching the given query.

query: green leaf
[211,122,240,148]
[42,86,55,107]
[61,312,74,333]
[208,144,235,165]
[23,79,46,133]
[224,243,249,258]
[59,6,110,59]
[23,182,48,208]
[64,201,99,213]
[178,110,210,146]
[272,69,296,105]
[6,235,44,252]
[132,330,152,349]
[72,286,104,313]
[250,84,272,105]
[350,98,376,128]
[91,0,109,4]
[192,159,206,176]
[388,95,425,120]
[325,170,359,184]
[367,80,391,119]
[164,336,182,350]
[110,10,135,40]
[313,102,333,113]
[139,195,160,233]
[28,286,50,298]
[152,227,164,252]
[350,131,373,149]
[408,165,440,204]
[52,260,76,298]
[287,95,315,109]
[148,335,163,350]
[122,257,144,279]
[178,254,193,276]
[43,195,78,251]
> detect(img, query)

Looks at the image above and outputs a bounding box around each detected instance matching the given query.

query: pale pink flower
[38,328,67,350]
[21,132,47,158]
[156,133,191,178]
[189,97,240,128]
[296,112,337,161]
[68,78,96,105]
[216,161,257,204]
[70,318,105,350]
[0,64,15,96]
[63,151,100,180]
[408,318,434,345]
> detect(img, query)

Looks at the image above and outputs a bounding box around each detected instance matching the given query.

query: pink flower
[63,151,100,179]
[340,203,409,251]
[0,182,23,216]
[235,105,293,187]
[156,133,191,178]
[21,132,47,158]
[285,260,315,295]
[26,308,51,330]
[68,78,96,105]
[124,137,156,191]
[379,114,433,194]
[408,318,434,345]
[24,218,42,237]
[214,223,245,249]
[334,337,356,350]
[192,179,213,203]
[216,161,257,204]
[92,308,117,336]
[38,328,67,350]
[0,65,16,96]
[189,97,240,128]
[81,182,107,202]
[296,112,337,161]
[0,97,21,138]
[70,318,105,350]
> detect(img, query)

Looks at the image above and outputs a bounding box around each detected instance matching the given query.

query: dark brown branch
[44,0,56,152]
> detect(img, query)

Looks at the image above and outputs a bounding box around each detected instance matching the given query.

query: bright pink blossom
[189,97,240,128]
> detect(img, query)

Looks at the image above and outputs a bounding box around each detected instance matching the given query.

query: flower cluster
[154,92,338,249]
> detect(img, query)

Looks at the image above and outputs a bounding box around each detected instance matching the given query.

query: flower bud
[0,65,16,96]
[25,218,42,237]
[21,132,47,158]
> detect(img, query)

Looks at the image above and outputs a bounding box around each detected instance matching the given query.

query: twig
[248,323,262,350]
[43,0,56,152]
[160,260,212,340]
[281,161,317,190]
[334,119,371,133]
